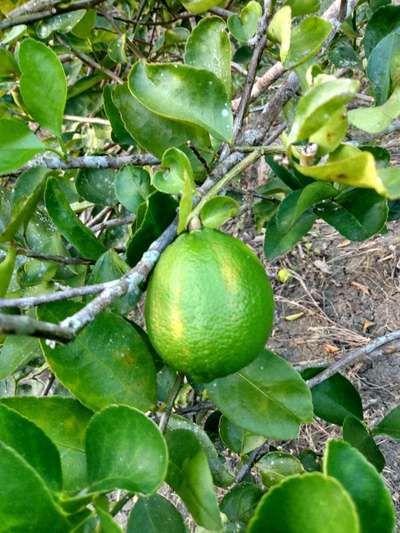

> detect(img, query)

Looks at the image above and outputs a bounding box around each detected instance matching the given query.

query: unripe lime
[145,228,274,382]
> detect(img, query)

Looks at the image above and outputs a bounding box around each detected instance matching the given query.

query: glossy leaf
[96,508,124,533]
[103,85,134,146]
[86,405,168,494]
[343,416,385,472]
[248,472,360,533]
[324,440,395,533]
[348,86,400,134]
[220,483,263,529]
[0,244,15,296]
[129,61,232,142]
[0,441,69,533]
[114,166,151,214]
[185,17,231,96]
[207,350,313,439]
[45,177,106,260]
[0,166,48,242]
[38,302,157,412]
[179,0,223,15]
[289,79,358,143]
[264,181,335,260]
[284,17,332,68]
[36,11,86,38]
[126,191,177,267]
[19,39,67,137]
[303,368,363,426]
[166,429,222,530]
[0,335,41,380]
[0,118,44,174]
[284,0,319,16]
[0,403,61,491]
[364,5,400,57]
[168,414,234,487]
[268,6,291,63]
[219,415,265,454]
[1,396,93,492]
[366,30,400,105]
[113,83,209,158]
[0,48,18,79]
[373,405,400,439]
[320,189,388,241]
[153,147,193,195]
[76,168,117,206]
[87,250,132,315]
[228,1,262,43]
[127,495,186,533]
[200,196,239,229]
[257,451,304,488]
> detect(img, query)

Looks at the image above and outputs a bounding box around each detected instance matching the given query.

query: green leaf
[324,440,395,533]
[268,6,291,63]
[1,396,93,492]
[127,495,186,533]
[76,168,117,206]
[364,5,400,58]
[129,61,232,142]
[86,405,168,494]
[207,349,313,440]
[284,0,319,16]
[45,177,106,260]
[257,451,304,488]
[366,31,400,105]
[36,11,86,39]
[289,79,358,143]
[166,429,222,530]
[348,86,400,134]
[0,244,16,296]
[248,472,360,533]
[87,250,132,315]
[343,416,385,472]
[378,167,400,199]
[153,147,194,195]
[228,1,262,43]
[96,507,124,533]
[103,85,134,147]
[179,0,223,15]
[219,415,265,454]
[185,16,231,96]
[320,189,388,241]
[200,196,240,229]
[295,145,386,196]
[220,483,263,530]
[72,9,96,39]
[0,403,61,491]
[178,171,194,234]
[0,118,44,174]
[310,107,348,154]
[126,191,177,267]
[0,441,69,532]
[328,39,361,69]
[114,166,151,214]
[264,181,335,260]
[168,414,234,487]
[303,368,363,425]
[113,83,209,158]
[284,16,332,68]
[0,335,41,379]
[373,405,400,439]
[38,302,157,412]
[0,48,18,79]
[19,39,67,137]
[0,166,48,242]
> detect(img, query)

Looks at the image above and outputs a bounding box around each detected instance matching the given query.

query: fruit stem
[188,149,263,223]
[159,372,184,433]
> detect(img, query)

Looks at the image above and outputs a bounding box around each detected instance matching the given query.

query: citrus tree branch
[0,313,74,342]
[0,0,105,30]
[307,330,400,388]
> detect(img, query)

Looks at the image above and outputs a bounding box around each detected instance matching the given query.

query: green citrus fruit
[145,228,274,383]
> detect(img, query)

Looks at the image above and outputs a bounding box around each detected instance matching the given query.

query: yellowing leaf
[309,107,348,154]
[180,0,223,14]
[268,6,292,63]
[348,86,400,134]
[295,145,386,195]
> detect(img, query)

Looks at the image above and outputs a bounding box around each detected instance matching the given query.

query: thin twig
[307,331,400,388]
[0,314,74,342]
[235,442,269,483]
[159,373,184,433]
[15,247,91,265]
[90,215,135,233]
